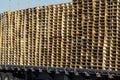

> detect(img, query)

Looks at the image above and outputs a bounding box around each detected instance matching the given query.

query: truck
[0,0,120,80]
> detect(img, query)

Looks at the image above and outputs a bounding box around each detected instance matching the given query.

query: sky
[0,0,72,13]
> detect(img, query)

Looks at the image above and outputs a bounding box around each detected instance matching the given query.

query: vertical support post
[38,0,40,7]
[62,0,65,3]
[50,0,52,5]
[27,0,30,8]
[8,0,11,11]
[18,0,20,10]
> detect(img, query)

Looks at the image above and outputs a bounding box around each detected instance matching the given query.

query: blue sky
[0,0,72,13]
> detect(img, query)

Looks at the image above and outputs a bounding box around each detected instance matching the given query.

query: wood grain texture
[0,0,119,72]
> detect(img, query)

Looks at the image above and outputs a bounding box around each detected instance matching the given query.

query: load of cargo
[0,0,119,74]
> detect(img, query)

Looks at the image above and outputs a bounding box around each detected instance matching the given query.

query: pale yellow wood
[0,0,119,71]
[0,14,2,64]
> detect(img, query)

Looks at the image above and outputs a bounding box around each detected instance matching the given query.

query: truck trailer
[0,0,120,80]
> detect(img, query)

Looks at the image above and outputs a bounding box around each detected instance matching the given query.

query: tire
[0,72,5,80]
[4,73,14,80]
[53,74,70,80]
[14,77,25,80]
[72,75,86,80]
[14,77,20,80]
[36,72,52,80]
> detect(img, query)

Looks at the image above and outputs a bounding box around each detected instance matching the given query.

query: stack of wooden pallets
[72,0,120,71]
[0,0,120,72]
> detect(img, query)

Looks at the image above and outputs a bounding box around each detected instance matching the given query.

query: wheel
[4,73,14,80]
[53,74,70,80]
[14,77,24,80]
[0,72,5,80]
[14,77,20,80]
[72,75,85,80]
[36,72,52,80]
